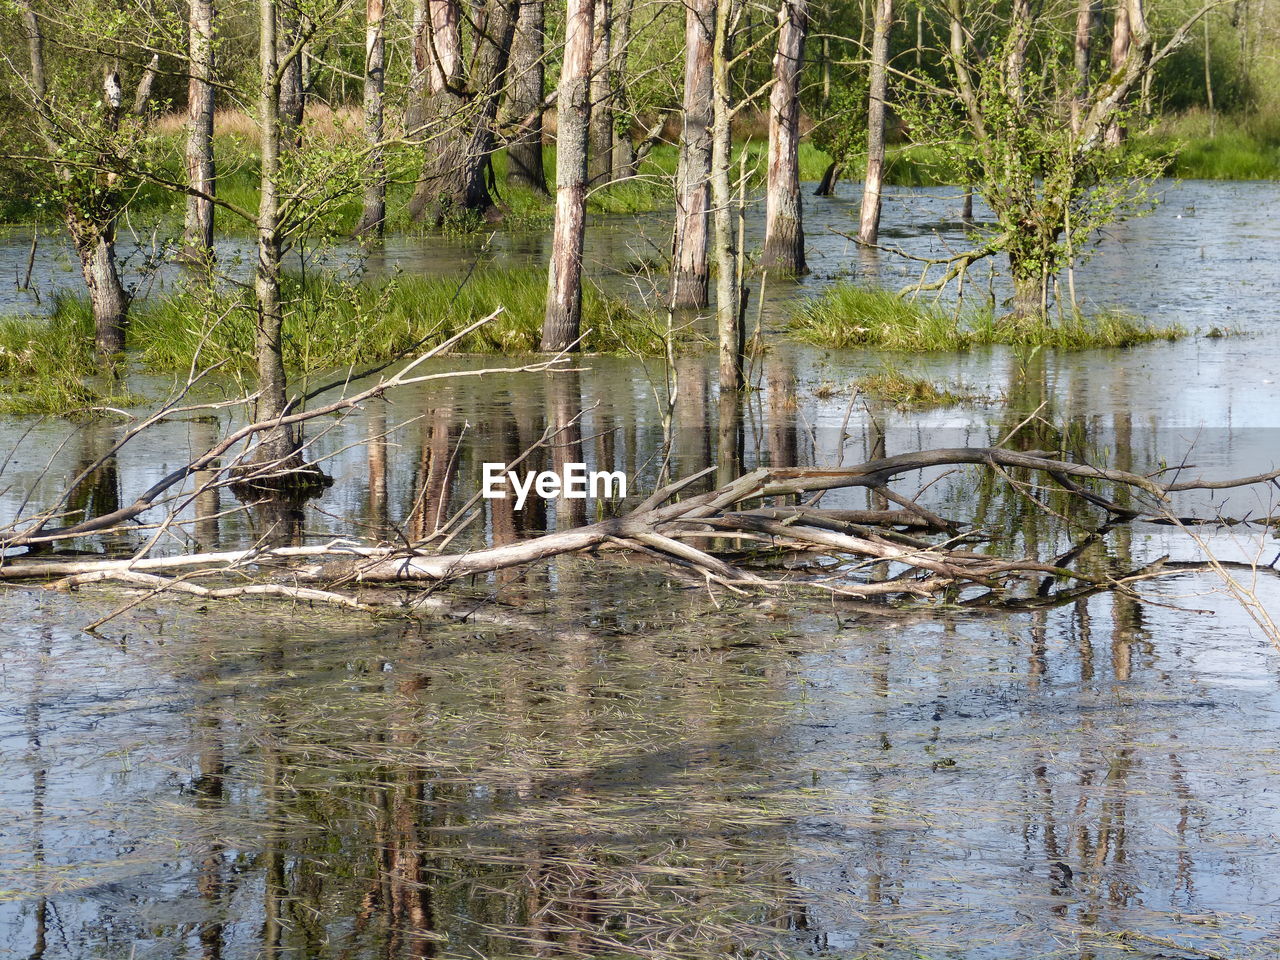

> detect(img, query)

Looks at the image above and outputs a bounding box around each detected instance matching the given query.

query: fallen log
[6,448,1277,621]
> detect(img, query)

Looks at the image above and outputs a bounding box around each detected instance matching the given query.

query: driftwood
[6,445,1280,621]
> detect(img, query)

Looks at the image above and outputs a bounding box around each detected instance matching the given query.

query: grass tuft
[791,284,1185,351]
[0,297,136,415]
[856,364,980,409]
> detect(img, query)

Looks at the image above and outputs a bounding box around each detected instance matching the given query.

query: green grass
[1132,109,1280,179]
[2,268,673,413]
[53,268,669,375]
[791,284,1185,351]
[0,301,136,415]
[855,364,980,409]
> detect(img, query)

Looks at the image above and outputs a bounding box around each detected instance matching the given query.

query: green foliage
[791,284,1185,351]
[1134,111,1280,179]
[897,27,1164,301]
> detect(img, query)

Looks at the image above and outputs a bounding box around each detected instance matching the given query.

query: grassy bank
[1133,110,1280,180]
[792,285,1185,351]
[0,268,670,414]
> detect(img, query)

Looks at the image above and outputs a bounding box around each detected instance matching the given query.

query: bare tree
[670,0,715,309]
[355,0,387,237]
[857,0,892,245]
[505,0,548,192]
[761,0,808,273]
[182,0,216,265]
[542,0,595,351]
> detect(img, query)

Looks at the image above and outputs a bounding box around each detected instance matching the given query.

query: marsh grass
[856,364,984,409]
[0,300,136,415]
[792,284,1185,351]
[1135,110,1280,180]
[35,269,670,382]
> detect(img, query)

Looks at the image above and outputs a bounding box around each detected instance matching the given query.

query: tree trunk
[761,0,808,274]
[67,215,128,356]
[670,0,714,309]
[1008,252,1046,320]
[1204,14,1216,137]
[1104,0,1130,146]
[814,161,840,196]
[587,0,613,186]
[355,0,387,237]
[610,0,637,178]
[710,0,741,392]
[278,0,306,148]
[408,0,516,224]
[1071,0,1096,133]
[541,0,595,352]
[254,0,297,468]
[505,0,548,192]
[183,0,216,265]
[858,0,892,245]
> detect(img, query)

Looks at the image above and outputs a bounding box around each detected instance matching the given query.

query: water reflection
[2,580,1278,959]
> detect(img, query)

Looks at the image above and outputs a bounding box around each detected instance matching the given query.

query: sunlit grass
[791,284,1185,351]
[855,363,983,408]
[0,299,136,415]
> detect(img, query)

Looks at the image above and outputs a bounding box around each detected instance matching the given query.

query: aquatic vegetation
[15,269,670,381]
[855,364,987,409]
[791,284,1185,351]
[0,299,135,415]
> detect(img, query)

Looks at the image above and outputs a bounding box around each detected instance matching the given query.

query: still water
[2,181,1280,958]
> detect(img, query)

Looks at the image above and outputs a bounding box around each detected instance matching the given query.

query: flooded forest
[2,0,1280,958]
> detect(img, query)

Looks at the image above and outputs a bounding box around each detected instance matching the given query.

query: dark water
[2,182,1280,958]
